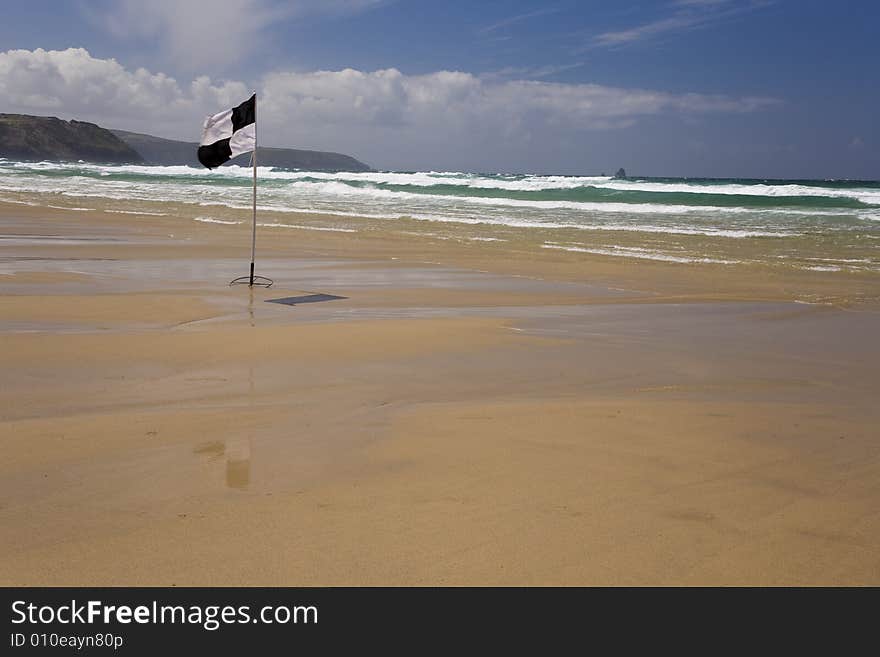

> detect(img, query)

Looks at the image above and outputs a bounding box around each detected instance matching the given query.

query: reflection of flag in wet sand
[225,438,251,489]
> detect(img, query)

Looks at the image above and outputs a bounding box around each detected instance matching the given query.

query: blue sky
[0,0,877,177]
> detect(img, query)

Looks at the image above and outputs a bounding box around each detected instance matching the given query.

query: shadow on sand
[265,293,347,307]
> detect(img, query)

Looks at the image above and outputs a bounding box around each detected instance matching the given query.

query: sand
[1,201,879,585]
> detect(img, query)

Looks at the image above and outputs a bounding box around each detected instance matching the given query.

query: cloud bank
[0,47,779,171]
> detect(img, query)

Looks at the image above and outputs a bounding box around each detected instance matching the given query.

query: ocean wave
[585,180,880,205]
[286,173,880,203]
[0,187,826,238]
[7,160,214,178]
[257,222,357,232]
[194,216,242,225]
[238,203,794,237]
[105,209,169,216]
[433,213,786,237]
[805,265,843,272]
[7,187,799,238]
[280,170,614,191]
[282,180,816,222]
[5,160,878,204]
[540,243,737,264]
[2,162,877,255]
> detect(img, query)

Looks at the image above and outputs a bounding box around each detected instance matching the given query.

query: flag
[198,94,256,169]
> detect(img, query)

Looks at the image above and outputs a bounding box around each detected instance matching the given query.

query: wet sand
[1,202,879,585]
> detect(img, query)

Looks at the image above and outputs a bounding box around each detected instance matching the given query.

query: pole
[229,92,270,288]
[249,93,257,286]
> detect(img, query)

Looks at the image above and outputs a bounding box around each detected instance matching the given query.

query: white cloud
[673,0,731,6]
[478,8,560,35]
[592,0,770,48]
[84,0,390,72]
[0,47,779,170]
[0,48,249,141]
[481,62,587,81]
[261,68,777,143]
[595,14,707,46]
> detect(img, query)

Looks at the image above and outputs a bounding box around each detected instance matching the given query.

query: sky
[0,0,877,178]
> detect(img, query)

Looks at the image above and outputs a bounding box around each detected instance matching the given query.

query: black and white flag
[198,94,256,169]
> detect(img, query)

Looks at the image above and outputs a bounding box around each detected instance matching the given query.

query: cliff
[112,129,371,172]
[0,114,143,164]
[0,113,370,171]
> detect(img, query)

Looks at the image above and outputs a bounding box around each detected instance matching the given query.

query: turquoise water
[1,159,878,270]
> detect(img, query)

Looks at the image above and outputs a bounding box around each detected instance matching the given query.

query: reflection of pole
[249,95,257,287]
[225,363,254,489]
[225,438,251,489]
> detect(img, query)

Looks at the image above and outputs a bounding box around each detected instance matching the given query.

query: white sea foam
[0,198,40,206]
[194,216,242,225]
[540,243,737,264]
[6,182,801,238]
[805,257,873,264]
[5,160,878,204]
[0,185,817,238]
[282,180,821,221]
[250,204,794,237]
[257,223,357,232]
[3,162,875,228]
[593,179,880,205]
[278,170,614,191]
[2,161,877,268]
[106,209,169,216]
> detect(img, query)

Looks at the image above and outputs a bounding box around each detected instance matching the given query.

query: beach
[1,196,878,586]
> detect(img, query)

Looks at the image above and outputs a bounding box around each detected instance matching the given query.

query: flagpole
[225,91,272,288]
[249,92,257,287]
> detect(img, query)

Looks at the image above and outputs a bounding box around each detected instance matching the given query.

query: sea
[1,159,878,273]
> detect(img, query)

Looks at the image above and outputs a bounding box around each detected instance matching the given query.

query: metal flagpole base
[229,265,275,287]
[230,260,273,287]
[229,275,273,287]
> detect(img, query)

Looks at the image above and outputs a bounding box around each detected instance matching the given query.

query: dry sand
[1,201,878,585]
